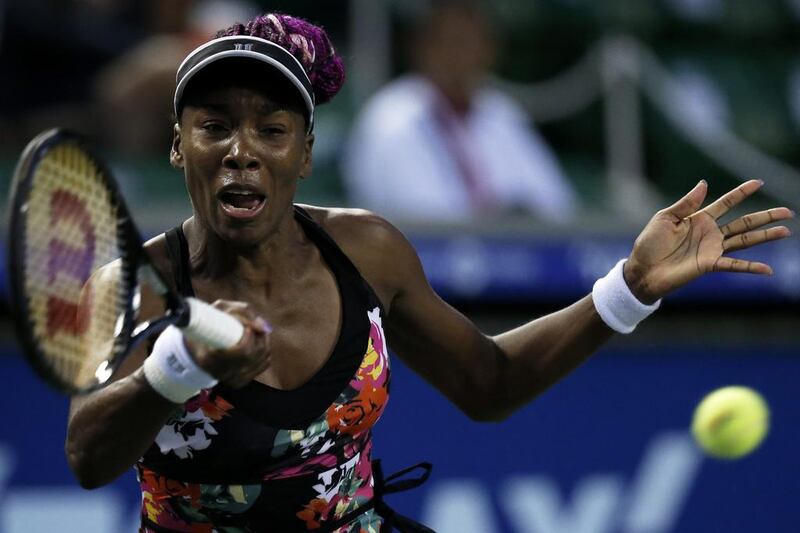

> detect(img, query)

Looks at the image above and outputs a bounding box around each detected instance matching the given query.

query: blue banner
[412,234,800,303]
[1,342,798,532]
[376,343,800,533]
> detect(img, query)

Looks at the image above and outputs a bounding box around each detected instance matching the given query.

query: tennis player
[65,12,793,533]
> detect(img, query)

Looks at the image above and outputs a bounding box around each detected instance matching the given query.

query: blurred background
[1,0,799,531]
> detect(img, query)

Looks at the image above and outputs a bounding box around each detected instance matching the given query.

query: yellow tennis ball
[691,386,770,459]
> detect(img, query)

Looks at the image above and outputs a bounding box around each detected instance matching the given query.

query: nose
[222,131,261,171]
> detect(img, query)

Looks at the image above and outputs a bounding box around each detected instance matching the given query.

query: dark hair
[215,13,345,105]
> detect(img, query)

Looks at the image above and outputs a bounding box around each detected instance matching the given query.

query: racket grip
[181,297,245,349]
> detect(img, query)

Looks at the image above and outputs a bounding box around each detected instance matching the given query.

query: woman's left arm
[343,180,793,421]
[380,231,613,422]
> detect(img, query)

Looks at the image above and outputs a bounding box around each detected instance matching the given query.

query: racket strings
[23,142,130,389]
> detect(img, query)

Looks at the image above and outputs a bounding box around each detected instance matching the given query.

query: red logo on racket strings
[45,190,97,337]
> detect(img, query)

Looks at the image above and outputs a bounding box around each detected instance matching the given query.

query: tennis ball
[691,386,769,459]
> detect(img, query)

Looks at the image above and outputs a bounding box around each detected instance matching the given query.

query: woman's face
[172,81,313,248]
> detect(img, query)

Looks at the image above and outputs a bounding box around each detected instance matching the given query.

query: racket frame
[6,129,188,394]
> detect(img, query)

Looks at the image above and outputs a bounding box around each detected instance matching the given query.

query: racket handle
[181,297,245,349]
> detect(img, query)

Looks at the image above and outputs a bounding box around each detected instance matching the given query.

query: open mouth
[218,188,267,219]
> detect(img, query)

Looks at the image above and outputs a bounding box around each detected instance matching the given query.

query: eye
[200,121,228,134]
[261,126,287,136]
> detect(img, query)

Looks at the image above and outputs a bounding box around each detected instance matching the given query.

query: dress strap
[373,460,436,533]
[317,460,435,533]
[164,225,194,298]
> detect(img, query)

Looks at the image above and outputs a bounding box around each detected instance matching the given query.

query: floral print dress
[136,208,417,532]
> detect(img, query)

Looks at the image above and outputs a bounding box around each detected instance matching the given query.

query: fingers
[712,256,773,275]
[211,299,271,336]
[665,180,708,219]
[702,179,763,220]
[723,226,792,253]
[209,325,272,388]
[194,299,272,387]
[221,327,271,388]
[719,207,794,237]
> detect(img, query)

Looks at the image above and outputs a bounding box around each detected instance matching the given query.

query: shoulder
[89,229,172,286]
[355,75,433,125]
[474,85,529,123]
[297,205,424,308]
[368,75,431,105]
[138,228,184,295]
[299,205,410,256]
[143,233,174,284]
[85,233,174,320]
[87,230,175,300]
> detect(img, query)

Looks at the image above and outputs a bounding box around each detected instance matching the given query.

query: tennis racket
[7,128,244,394]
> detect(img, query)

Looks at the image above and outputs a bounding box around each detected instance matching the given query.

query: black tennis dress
[137,206,432,532]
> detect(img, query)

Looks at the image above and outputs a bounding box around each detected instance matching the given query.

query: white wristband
[143,325,218,404]
[592,259,661,334]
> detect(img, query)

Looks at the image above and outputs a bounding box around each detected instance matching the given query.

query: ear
[170,123,184,169]
[299,133,314,179]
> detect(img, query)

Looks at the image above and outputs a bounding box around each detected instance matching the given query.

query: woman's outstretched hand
[623,179,794,304]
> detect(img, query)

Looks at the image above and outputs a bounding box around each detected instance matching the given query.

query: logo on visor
[234,43,255,51]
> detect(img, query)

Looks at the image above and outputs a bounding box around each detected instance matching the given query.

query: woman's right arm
[66,364,183,489]
[65,256,270,489]
[65,258,182,489]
